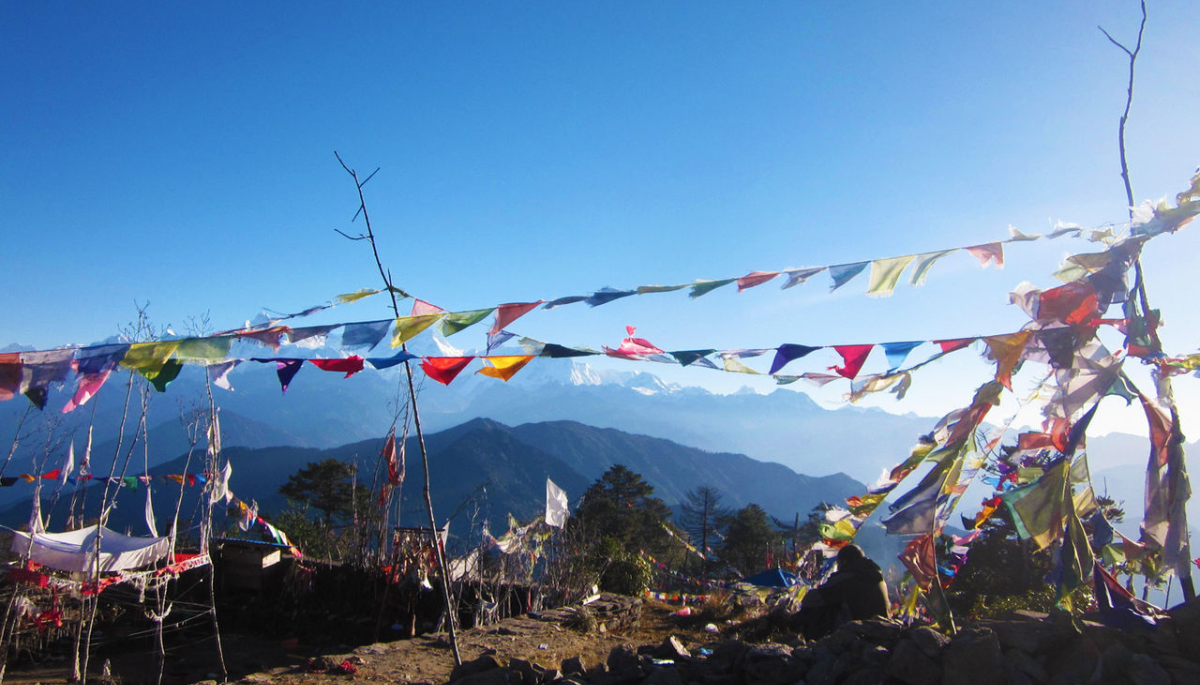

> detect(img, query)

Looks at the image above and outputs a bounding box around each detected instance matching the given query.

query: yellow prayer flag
[723,357,759,374]
[335,288,380,304]
[478,355,535,382]
[866,255,917,298]
[121,341,182,377]
[391,314,444,347]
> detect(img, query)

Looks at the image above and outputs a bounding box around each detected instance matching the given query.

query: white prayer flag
[545,478,569,528]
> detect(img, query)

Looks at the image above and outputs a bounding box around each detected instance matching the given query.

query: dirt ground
[3,597,724,685]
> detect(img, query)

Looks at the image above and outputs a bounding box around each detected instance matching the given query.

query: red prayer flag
[831,344,873,379]
[421,357,475,385]
[1038,282,1099,326]
[490,301,544,335]
[309,356,365,378]
[736,271,780,292]
[934,338,975,354]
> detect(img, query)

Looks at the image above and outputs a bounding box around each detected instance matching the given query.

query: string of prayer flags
[421,356,475,385]
[478,355,534,382]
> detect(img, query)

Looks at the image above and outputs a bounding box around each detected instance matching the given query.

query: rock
[353,643,389,655]
[909,626,950,658]
[1001,662,1034,685]
[561,656,587,676]
[1004,648,1049,684]
[983,619,1072,655]
[450,655,503,682]
[453,668,521,685]
[845,618,904,645]
[708,641,750,672]
[839,665,887,685]
[607,645,645,681]
[943,628,1004,685]
[641,666,684,685]
[655,636,692,661]
[509,657,545,685]
[1045,636,1101,685]
[742,643,796,685]
[885,639,941,685]
[1125,654,1171,685]
[1153,653,1200,683]
[807,652,857,685]
[860,644,889,666]
[540,668,562,684]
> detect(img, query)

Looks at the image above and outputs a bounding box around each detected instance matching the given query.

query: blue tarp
[742,568,800,588]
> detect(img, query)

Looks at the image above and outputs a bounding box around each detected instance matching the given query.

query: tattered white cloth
[10,525,170,573]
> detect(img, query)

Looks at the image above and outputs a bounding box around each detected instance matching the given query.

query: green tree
[719,504,780,575]
[574,464,673,554]
[678,485,732,578]
[278,458,367,524]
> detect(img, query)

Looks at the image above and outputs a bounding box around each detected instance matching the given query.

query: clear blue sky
[3,1,1198,434]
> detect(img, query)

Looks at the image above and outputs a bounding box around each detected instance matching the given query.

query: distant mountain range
[0,417,879,557]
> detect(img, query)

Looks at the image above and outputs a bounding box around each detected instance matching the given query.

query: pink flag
[411,299,445,316]
[490,301,544,335]
[934,338,975,354]
[966,242,1004,268]
[63,371,112,413]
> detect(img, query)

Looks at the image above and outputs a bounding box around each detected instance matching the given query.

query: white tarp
[10,525,170,574]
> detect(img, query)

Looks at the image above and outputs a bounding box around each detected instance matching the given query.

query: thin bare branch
[361,167,381,186]
[334,228,368,241]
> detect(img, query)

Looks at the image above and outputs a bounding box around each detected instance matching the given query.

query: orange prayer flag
[478,355,535,382]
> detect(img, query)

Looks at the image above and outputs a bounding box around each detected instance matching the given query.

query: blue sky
[3,1,1199,434]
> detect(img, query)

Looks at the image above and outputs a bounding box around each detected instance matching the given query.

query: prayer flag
[543,295,588,309]
[335,288,380,304]
[671,350,717,367]
[689,278,736,299]
[491,301,543,334]
[539,343,596,358]
[0,353,21,401]
[880,341,922,371]
[780,267,825,289]
[546,478,569,528]
[866,255,916,297]
[827,262,869,292]
[982,331,1031,390]
[910,250,955,286]
[421,357,475,385]
[411,299,445,316]
[636,284,689,294]
[831,344,873,379]
[209,360,241,391]
[966,242,1004,268]
[586,287,637,306]
[737,271,779,292]
[934,338,975,354]
[288,326,337,349]
[769,344,820,375]
[488,331,518,354]
[722,357,759,375]
[392,314,444,347]
[341,319,392,351]
[234,326,290,350]
[478,355,534,381]
[441,308,495,336]
[309,356,365,377]
[175,337,233,363]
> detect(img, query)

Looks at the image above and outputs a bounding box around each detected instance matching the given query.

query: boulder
[909,626,950,658]
[942,628,1003,685]
[742,643,796,685]
[451,655,503,682]
[885,639,941,685]
[561,656,587,676]
[654,636,691,661]
[1125,653,1171,685]
[1004,648,1049,684]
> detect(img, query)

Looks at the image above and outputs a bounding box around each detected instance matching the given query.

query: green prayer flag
[689,278,736,299]
[440,308,495,336]
[175,336,233,364]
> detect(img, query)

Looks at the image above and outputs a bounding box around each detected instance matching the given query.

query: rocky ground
[10,592,1200,685]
